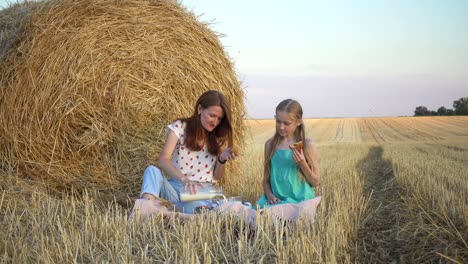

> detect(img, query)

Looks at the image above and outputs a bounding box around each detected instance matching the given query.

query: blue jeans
[140,165,214,214]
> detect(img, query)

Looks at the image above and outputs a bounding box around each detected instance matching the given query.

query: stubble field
[1,116,467,263]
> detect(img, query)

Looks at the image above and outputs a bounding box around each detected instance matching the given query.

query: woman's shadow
[355,146,405,263]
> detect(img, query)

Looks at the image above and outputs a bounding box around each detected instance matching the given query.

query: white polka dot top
[166,120,216,183]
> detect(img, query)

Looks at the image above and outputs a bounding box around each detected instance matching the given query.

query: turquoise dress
[256,149,315,209]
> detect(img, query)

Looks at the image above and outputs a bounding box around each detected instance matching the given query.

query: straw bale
[0,1,42,59]
[0,0,246,197]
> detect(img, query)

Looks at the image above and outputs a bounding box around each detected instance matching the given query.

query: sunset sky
[180,0,468,118]
[1,0,467,118]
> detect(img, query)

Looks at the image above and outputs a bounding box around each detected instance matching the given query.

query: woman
[139,90,237,214]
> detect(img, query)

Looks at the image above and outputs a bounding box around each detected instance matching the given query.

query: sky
[1,0,467,118]
[180,0,468,118]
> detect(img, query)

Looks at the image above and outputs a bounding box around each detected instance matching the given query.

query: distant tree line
[414,97,468,116]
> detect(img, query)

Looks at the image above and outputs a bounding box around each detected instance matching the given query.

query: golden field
[1,116,467,263]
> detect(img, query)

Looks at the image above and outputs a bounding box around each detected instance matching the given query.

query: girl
[139,90,237,214]
[256,99,320,208]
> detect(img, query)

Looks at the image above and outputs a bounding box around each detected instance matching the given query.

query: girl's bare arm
[296,138,320,187]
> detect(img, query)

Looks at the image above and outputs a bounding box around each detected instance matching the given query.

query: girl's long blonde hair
[264,99,313,183]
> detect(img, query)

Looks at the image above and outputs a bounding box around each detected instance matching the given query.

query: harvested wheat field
[0,0,467,263]
[1,116,467,263]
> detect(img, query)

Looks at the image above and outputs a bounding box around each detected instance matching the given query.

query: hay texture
[0,0,246,195]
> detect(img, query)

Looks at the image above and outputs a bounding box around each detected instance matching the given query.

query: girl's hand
[218,147,237,163]
[292,148,307,167]
[266,194,279,205]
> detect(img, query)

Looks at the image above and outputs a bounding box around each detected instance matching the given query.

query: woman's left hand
[219,147,237,164]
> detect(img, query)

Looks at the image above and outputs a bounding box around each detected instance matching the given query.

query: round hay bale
[0,1,42,59]
[0,0,246,196]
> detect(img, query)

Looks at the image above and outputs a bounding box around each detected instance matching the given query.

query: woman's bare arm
[157,130,190,184]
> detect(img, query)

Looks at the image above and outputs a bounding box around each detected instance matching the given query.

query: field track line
[362,118,385,143]
[334,119,344,142]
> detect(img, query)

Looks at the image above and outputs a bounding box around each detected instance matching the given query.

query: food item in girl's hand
[289,141,303,151]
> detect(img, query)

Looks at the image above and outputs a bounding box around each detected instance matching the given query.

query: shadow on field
[355,146,405,263]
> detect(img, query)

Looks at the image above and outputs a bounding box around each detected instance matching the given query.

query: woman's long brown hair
[263,99,313,183]
[180,90,233,156]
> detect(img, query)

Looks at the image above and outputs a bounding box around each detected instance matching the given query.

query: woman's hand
[181,177,203,194]
[266,193,279,205]
[218,147,237,164]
